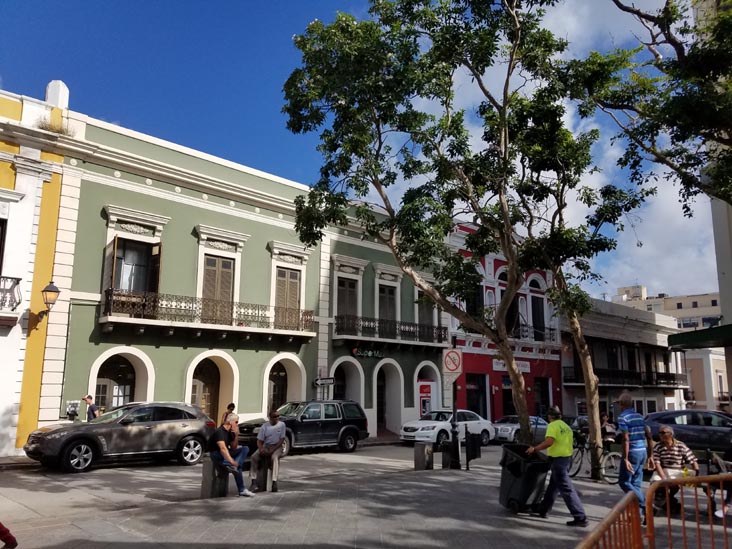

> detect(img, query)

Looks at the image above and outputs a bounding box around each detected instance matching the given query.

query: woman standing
[221,403,236,426]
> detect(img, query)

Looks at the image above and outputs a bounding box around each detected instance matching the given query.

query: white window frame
[195,224,250,301]
[332,254,369,318]
[267,240,311,311]
[102,205,171,292]
[374,263,403,322]
[413,274,439,327]
[645,398,658,414]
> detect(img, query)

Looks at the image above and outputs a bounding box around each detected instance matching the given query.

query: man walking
[82,395,100,422]
[527,407,588,527]
[209,413,255,498]
[616,391,653,522]
[250,409,286,493]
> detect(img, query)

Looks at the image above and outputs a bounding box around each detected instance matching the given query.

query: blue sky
[0,1,719,298]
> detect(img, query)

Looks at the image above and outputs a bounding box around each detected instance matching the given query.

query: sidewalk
[4,461,624,548]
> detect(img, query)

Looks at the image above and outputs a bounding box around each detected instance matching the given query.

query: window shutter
[103,235,118,290]
[203,256,218,300]
[287,269,300,309]
[219,258,234,302]
[149,244,161,294]
[275,268,288,309]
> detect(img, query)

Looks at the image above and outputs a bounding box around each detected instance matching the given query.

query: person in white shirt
[250,409,286,492]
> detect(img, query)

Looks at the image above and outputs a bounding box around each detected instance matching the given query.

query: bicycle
[568,430,622,484]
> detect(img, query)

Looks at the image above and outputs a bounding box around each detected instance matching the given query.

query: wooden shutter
[202,256,218,300]
[149,244,161,293]
[218,258,234,302]
[287,269,300,309]
[103,235,118,291]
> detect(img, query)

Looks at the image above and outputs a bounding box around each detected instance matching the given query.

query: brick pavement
[6,463,628,549]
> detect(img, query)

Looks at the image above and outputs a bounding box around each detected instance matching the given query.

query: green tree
[565,0,732,213]
[283,0,647,463]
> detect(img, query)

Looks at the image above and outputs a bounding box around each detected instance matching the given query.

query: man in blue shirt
[616,391,654,521]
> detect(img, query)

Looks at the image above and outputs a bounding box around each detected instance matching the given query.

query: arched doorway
[415,363,441,417]
[269,363,288,411]
[191,359,220,421]
[331,360,364,403]
[95,355,136,413]
[373,361,404,435]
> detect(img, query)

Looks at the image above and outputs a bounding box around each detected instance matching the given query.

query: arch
[527,273,547,291]
[413,360,442,411]
[496,267,508,283]
[261,353,307,415]
[372,358,405,434]
[329,356,365,405]
[88,346,156,402]
[184,350,240,420]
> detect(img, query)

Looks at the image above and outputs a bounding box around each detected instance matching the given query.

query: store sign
[493,360,530,373]
[351,348,384,359]
[313,377,335,387]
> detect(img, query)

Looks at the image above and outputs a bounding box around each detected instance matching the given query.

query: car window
[464,411,480,421]
[457,412,468,422]
[154,407,186,421]
[342,403,365,419]
[302,404,322,420]
[704,413,731,427]
[537,418,548,426]
[125,407,154,423]
[323,403,339,419]
[656,414,677,425]
[497,416,518,424]
[279,402,306,417]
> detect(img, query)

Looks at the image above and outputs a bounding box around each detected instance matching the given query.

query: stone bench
[200,455,229,498]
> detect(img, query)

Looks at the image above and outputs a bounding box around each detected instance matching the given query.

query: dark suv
[238,400,369,456]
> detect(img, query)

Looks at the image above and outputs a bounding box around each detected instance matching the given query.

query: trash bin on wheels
[499,443,550,514]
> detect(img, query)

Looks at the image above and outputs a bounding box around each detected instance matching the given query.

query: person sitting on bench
[250,409,286,492]
[650,426,697,511]
[209,413,255,498]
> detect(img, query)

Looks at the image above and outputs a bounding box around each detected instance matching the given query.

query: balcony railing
[563,366,642,386]
[103,289,315,332]
[643,371,689,387]
[718,391,731,402]
[334,314,448,344]
[0,277,21,311]
[466,322,558,343]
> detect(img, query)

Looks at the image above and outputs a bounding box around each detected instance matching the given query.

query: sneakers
[566,518,589,527]
[238,488,255,497]
[224,463,239,474]
[271,480,278,493]
[714,508,729,519]
[250,480,259,492]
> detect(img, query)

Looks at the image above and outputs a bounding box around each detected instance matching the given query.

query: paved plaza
[0,444,633,549]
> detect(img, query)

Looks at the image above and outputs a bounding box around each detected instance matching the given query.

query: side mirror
[120,416,135,425]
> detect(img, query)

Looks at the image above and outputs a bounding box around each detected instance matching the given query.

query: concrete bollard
[414,442,434,470]
[200,455,229,498]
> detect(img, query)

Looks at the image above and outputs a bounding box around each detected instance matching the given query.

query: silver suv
[24,402,216,473]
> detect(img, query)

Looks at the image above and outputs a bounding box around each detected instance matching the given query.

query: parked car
[24,402,216,473]
[238,400,369,457]
[493,415,548,444]
[399,409,496,447]
[645,410,732,452]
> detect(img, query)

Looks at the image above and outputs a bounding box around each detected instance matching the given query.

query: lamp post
[37,281,60,321]
[449,380,461,469]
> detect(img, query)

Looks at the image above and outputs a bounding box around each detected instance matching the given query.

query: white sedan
[399,409,496,447]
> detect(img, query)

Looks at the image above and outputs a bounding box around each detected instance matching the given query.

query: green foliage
[566,1,732,211]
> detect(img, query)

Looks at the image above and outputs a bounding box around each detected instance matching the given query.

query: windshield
[496,416,518,424]
[90,405,136,424]
[420,411,451,422]
[277,402,305,417]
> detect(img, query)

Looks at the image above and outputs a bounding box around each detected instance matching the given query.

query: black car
[238,400,369,456]
[645,410,732,452]
[24,402,216,473]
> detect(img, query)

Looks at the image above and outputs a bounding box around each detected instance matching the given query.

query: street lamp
[37,281,60,321]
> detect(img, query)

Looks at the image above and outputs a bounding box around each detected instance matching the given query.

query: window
[302,404,322,420]
[718,374,724,393]
[704,413,732,428]
[201,255,235,324]
[379,284,397,337]
[337,277,358,317]
[417,290,434,327]
[531,294,545,341]
[703,316,721,328]
[0,219,6,274]
[275,267,301,329]
[646,305,653,311]
[646,400,657,414]
[712,299,718,307]
[681,317,699,328]
[607,344,619,370]
[626,348,637,371]
[112,238,160,293]
[692,301,698,308]
[465,284,484,320]
[125,406,154,423]
[323,403,340,419]
[342,403,365,419]
[633,400,644,414]
[677,303,683,309]
[154,407,186,421]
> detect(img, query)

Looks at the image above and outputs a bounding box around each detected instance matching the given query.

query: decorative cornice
[332,254,370,275]
[267,240,311,264]
[196,224,250,253]
[0,188,25,203]
[104,204,171,237]
[374,262,404,282]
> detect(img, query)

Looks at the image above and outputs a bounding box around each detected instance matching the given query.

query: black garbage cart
[499,443,550,514]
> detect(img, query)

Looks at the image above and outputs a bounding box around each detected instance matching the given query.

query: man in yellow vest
[527,407,588,527]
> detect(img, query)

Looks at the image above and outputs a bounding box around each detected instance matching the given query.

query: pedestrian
[209,413,255,498]
[221,403,236,426]
[616,391,654,524]
[600,412,617,452]
[81,395,100,422]
[0,521,17,549]
[527,407,588,527]
[250,409,286,493]
[650,425,698,513]
[713,447,732,518]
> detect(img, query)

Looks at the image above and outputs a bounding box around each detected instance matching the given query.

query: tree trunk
[495,341,531,444]
[566,310,603,480]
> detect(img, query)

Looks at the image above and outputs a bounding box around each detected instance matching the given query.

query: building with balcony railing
[560,299,686,418]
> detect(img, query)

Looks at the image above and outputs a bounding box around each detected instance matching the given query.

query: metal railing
[644,372,689,387]
[0,276,21,311]
[334,314,448,344]
[563,367,642,386]
[103,289,315,332]
[576,491,643,549]
[718,391,731,402]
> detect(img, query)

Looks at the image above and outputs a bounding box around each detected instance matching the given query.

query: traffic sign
[314,377,335,387]
[442,349,463,374]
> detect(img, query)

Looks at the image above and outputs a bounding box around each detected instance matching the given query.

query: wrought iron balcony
[643,371,689,387]
[718,391,731,402]
[334,314,448,344]
[102,289,315,333]
[0,276,21,311]
[562,366,642,386]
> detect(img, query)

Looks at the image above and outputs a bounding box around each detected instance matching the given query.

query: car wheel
[61,440,95,473]
[513,431,520,443]
[480,430,491,446]
[280,435,291,457]
[339,431,358,452]
[177,436,204,466]
[436,430,450,449]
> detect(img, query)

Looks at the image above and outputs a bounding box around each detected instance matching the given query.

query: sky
[0,0,718,300]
